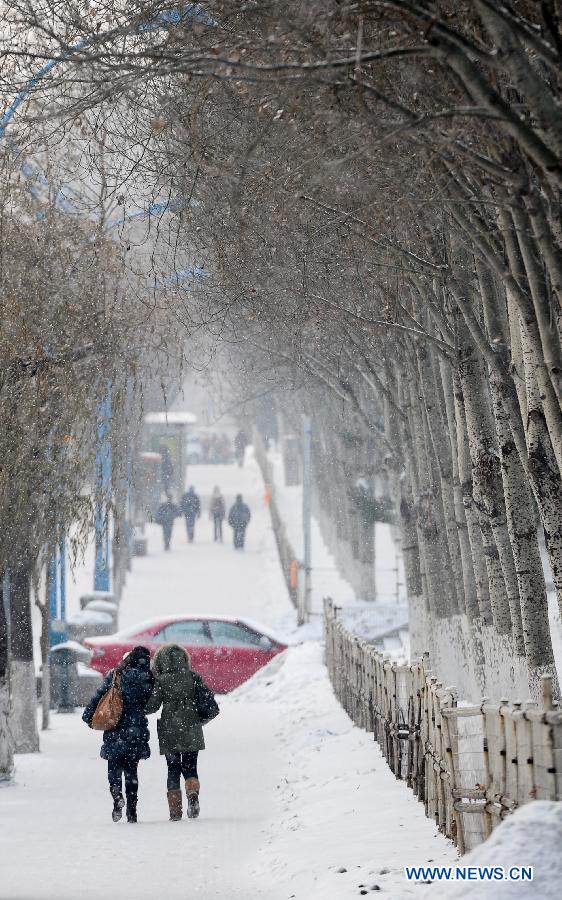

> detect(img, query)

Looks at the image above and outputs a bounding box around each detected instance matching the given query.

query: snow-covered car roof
[85,614,288,646]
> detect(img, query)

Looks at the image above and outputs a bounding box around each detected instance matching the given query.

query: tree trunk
[438,358,480,620]
[453,368,503,628]
[37,588,50,732]
[477,261,557,681]
[458,348,521,644]
[511,203,562,407]
[9,562,39,753]
[417,343,463,615]
[499,207,562,474]
[490,372,557,689]
[519,323,562,615]
[399,483,423,604]
[407,375,454,619]
[0,576,13,781]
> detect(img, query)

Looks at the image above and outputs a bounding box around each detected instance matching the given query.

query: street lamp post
[47,529,67,646]
[94,389,112,593]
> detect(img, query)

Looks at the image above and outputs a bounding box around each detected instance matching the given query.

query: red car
[83,615,287,693]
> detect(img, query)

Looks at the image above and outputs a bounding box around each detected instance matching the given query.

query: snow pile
[67,609,112,626]
[235,642,457,898]
[339,601,409,656]
[424,802,562,899]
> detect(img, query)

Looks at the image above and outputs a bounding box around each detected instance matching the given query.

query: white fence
[325,598,562,852]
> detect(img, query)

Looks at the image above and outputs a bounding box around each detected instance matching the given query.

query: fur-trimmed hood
[145,643,205,754]
[152,643,192,676]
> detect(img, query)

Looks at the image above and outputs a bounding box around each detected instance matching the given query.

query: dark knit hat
[125,646,151,669]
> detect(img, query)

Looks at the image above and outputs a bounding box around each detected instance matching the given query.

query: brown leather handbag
[90,671,123,731]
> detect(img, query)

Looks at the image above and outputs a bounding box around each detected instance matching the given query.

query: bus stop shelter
[144,410,197,502]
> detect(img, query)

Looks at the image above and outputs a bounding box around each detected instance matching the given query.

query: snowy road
[119,457,295,632]
[2,458,457,899]
[0,702,283,900]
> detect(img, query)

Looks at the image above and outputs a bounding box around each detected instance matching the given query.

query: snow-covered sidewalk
[236,642,458,898]
[2,458,457,899]
[1,647,457,900]
[1,699,282,900]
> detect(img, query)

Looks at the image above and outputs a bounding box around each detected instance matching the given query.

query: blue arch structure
[1,3,213,628]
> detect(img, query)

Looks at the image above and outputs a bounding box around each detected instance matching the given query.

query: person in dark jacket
[234,429,249,467]
[83,646,154,823]
[155,493,180,550]
[209,486,226,542]
[159,445,174,493]
[146,644,217,821]
[180,486,201,543]
[228,494,251,549]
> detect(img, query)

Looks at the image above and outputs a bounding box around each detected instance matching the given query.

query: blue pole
[59,530,67,627]
[48,550,58,647]
[94,386,112,592]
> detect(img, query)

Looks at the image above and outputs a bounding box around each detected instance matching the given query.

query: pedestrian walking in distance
[83,646,154,824]
[228,494,251,549]
[180,485,201,543]
[234,429,249,468]
[159,445,175,494]
[155,493,180,551]
[146,644,218,821]
[210,486,226,542]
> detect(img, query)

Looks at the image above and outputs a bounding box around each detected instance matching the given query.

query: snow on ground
[0,701,283,900]
[423,802,562,899]
[235,642,458,899]
[339,603,410,660]
[2,455,457,899]
[118,458,296,638]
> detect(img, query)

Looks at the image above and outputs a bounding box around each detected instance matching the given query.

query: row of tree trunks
[9,563,39,754]
[0,579,13,780]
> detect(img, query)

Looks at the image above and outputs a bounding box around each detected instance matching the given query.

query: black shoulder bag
[192,672,220,724]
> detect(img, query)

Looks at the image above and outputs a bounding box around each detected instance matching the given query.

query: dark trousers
[107,755,139,802]
[233,527,246,549]
[165,751,199,790]
[162,523,172,550]
[185,516,196,542]
[213,516,223,542]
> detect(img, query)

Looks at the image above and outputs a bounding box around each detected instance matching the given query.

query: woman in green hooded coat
[146,644,218,821]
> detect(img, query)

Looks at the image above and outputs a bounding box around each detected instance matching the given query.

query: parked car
[83,615,287,693]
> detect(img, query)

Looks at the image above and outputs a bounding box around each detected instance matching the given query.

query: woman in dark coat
[155,493,180,551]
[228,494,251,549]
[146,644,217,821]
[83,646,154,823]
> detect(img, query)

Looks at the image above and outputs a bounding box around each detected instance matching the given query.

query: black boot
[110,786,125,823]
[126,795,138,823]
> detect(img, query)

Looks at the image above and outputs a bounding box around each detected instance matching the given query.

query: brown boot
[185,778,200,819]
[167,789,182,821]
